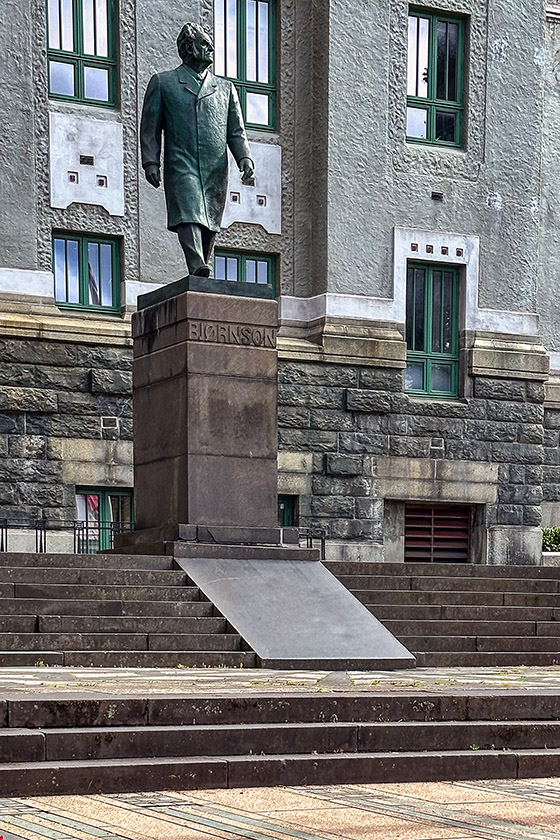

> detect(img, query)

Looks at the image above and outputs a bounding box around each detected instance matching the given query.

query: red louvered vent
[404,504,472,563]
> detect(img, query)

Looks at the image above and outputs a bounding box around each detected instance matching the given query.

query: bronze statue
[140,23,254,277]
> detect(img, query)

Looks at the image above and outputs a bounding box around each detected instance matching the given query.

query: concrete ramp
[175,556,416,670]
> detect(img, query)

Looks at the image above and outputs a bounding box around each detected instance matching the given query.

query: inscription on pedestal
[188,319,277,348]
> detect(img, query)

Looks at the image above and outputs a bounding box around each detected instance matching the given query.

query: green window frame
[214,250,275,291]
[46,0,117,105]
[213,0,276,130]
[406,8,464,147]
[405,262,460,398]
[53,232,120,313]
[75,486,133,552]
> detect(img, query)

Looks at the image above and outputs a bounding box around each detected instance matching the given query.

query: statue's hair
[177,23,209,60]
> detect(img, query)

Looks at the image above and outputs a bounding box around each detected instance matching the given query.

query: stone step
[415,651,560,667]
[0,652,65,665]
[0,553,173,570]
[5,719,560,764]
[344,576,559,594]
[12,584,200,601]
[61,651,256,668]
[369,603,557,622]
[0,599,213,617]
[0,748,555,796]
[0,568,187,586]
[325,561,560,579]
[39,614,220,634]
[0,631,240,652]
[399,635,560,653]
[13,691,560,730]
[383,619,537,636]
[363,589,506,607]
[0,615,37,632]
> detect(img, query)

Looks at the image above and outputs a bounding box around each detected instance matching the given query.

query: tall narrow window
[405,263,460,397]
[47,0,116,105]
[214,250,275,290]
[214,0,276,129]
[53,233,120,312]
[407,9,464,146]
[75,487,133,552]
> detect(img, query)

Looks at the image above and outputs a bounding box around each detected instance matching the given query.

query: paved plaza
[2,779,560,840]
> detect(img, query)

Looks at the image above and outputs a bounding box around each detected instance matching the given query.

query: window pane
[431,270,442,353]
[214,0,226,76]
[246,259,256,283]
[50,60,75,96]
[84,65,109,100]
[407,106,427,139]
[448,23,458,101]
[246,91,269,124]
[405,362,424,391]
[258,1,269,83]
[246,0,257,82]
[83,0,95,54]
[442,271,454,353]
[99,243,113,306]
[95,0,109,56]
[407,16,418,96]
[109,494,132,524]
[437,21,447,100]
[53,238,67,301]
[417,17,429,98]
[67,239,79,303]
[406,266,414,348]
[48,0,61,49]
[215,255,226,279]
[257,260,268,284]
[414,268,425,352]
[226,257,238,281]
[226,0,237,77]
[435,110,456,143]
[88,242,100,305]
[60,0,74,51]
[431,363,452,392]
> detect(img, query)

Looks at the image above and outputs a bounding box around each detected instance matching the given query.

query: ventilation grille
[404,504,471,563]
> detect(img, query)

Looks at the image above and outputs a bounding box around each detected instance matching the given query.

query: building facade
[0,0,559,563]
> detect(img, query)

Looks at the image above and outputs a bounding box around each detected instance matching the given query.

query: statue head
[177,23,214,72]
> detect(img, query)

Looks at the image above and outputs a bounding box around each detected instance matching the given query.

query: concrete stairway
[325,561,560,667]
[0,553,255,667]
[2,691,560,794]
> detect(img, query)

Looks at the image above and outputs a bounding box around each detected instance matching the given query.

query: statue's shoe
[192,265,211,277]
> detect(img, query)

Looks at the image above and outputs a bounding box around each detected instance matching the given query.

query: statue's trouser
[176,223,216,276]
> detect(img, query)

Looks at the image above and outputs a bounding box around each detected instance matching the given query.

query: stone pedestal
[131,286,279,532]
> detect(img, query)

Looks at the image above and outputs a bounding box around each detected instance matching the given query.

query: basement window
[75,487,133,552]
[404,503,472,562]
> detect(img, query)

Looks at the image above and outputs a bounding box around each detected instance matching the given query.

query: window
[278,495,298,527]
[405,504,472,562]
[47,0,116,105]
[214,0,276,129]
[407,9,464,146]
[405,263,460,397]
[53,233,120,312]
[75,487,133,552]
[214,250,275,289]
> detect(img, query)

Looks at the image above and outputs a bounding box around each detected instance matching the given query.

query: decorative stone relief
[221,142,281,234]
[49,112,125,216]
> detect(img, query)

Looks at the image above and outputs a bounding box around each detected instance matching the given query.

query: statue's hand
[145,164,161,188]
[239,157,255,184]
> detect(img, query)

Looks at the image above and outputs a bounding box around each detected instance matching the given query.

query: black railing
[0,519,134,554]
[299,526,327,561]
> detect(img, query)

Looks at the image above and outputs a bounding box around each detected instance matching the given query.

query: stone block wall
[0,337,133,528]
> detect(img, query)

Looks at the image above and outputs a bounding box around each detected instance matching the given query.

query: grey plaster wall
[324,0,544,312]
[538,14,560,353]
[0,0,38,270]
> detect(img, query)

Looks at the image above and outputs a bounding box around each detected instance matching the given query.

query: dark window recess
[80,154,95,165]
[404,503,471,562]
[278,494,298,527]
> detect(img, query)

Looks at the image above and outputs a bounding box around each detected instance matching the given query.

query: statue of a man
[140,24,254,277]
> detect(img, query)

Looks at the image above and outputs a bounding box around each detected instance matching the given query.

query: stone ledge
[0,312,132,346]
[376,456,500,504]
[467,334,549,381]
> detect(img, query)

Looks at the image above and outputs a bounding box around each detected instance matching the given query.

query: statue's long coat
[140,65,252,232]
